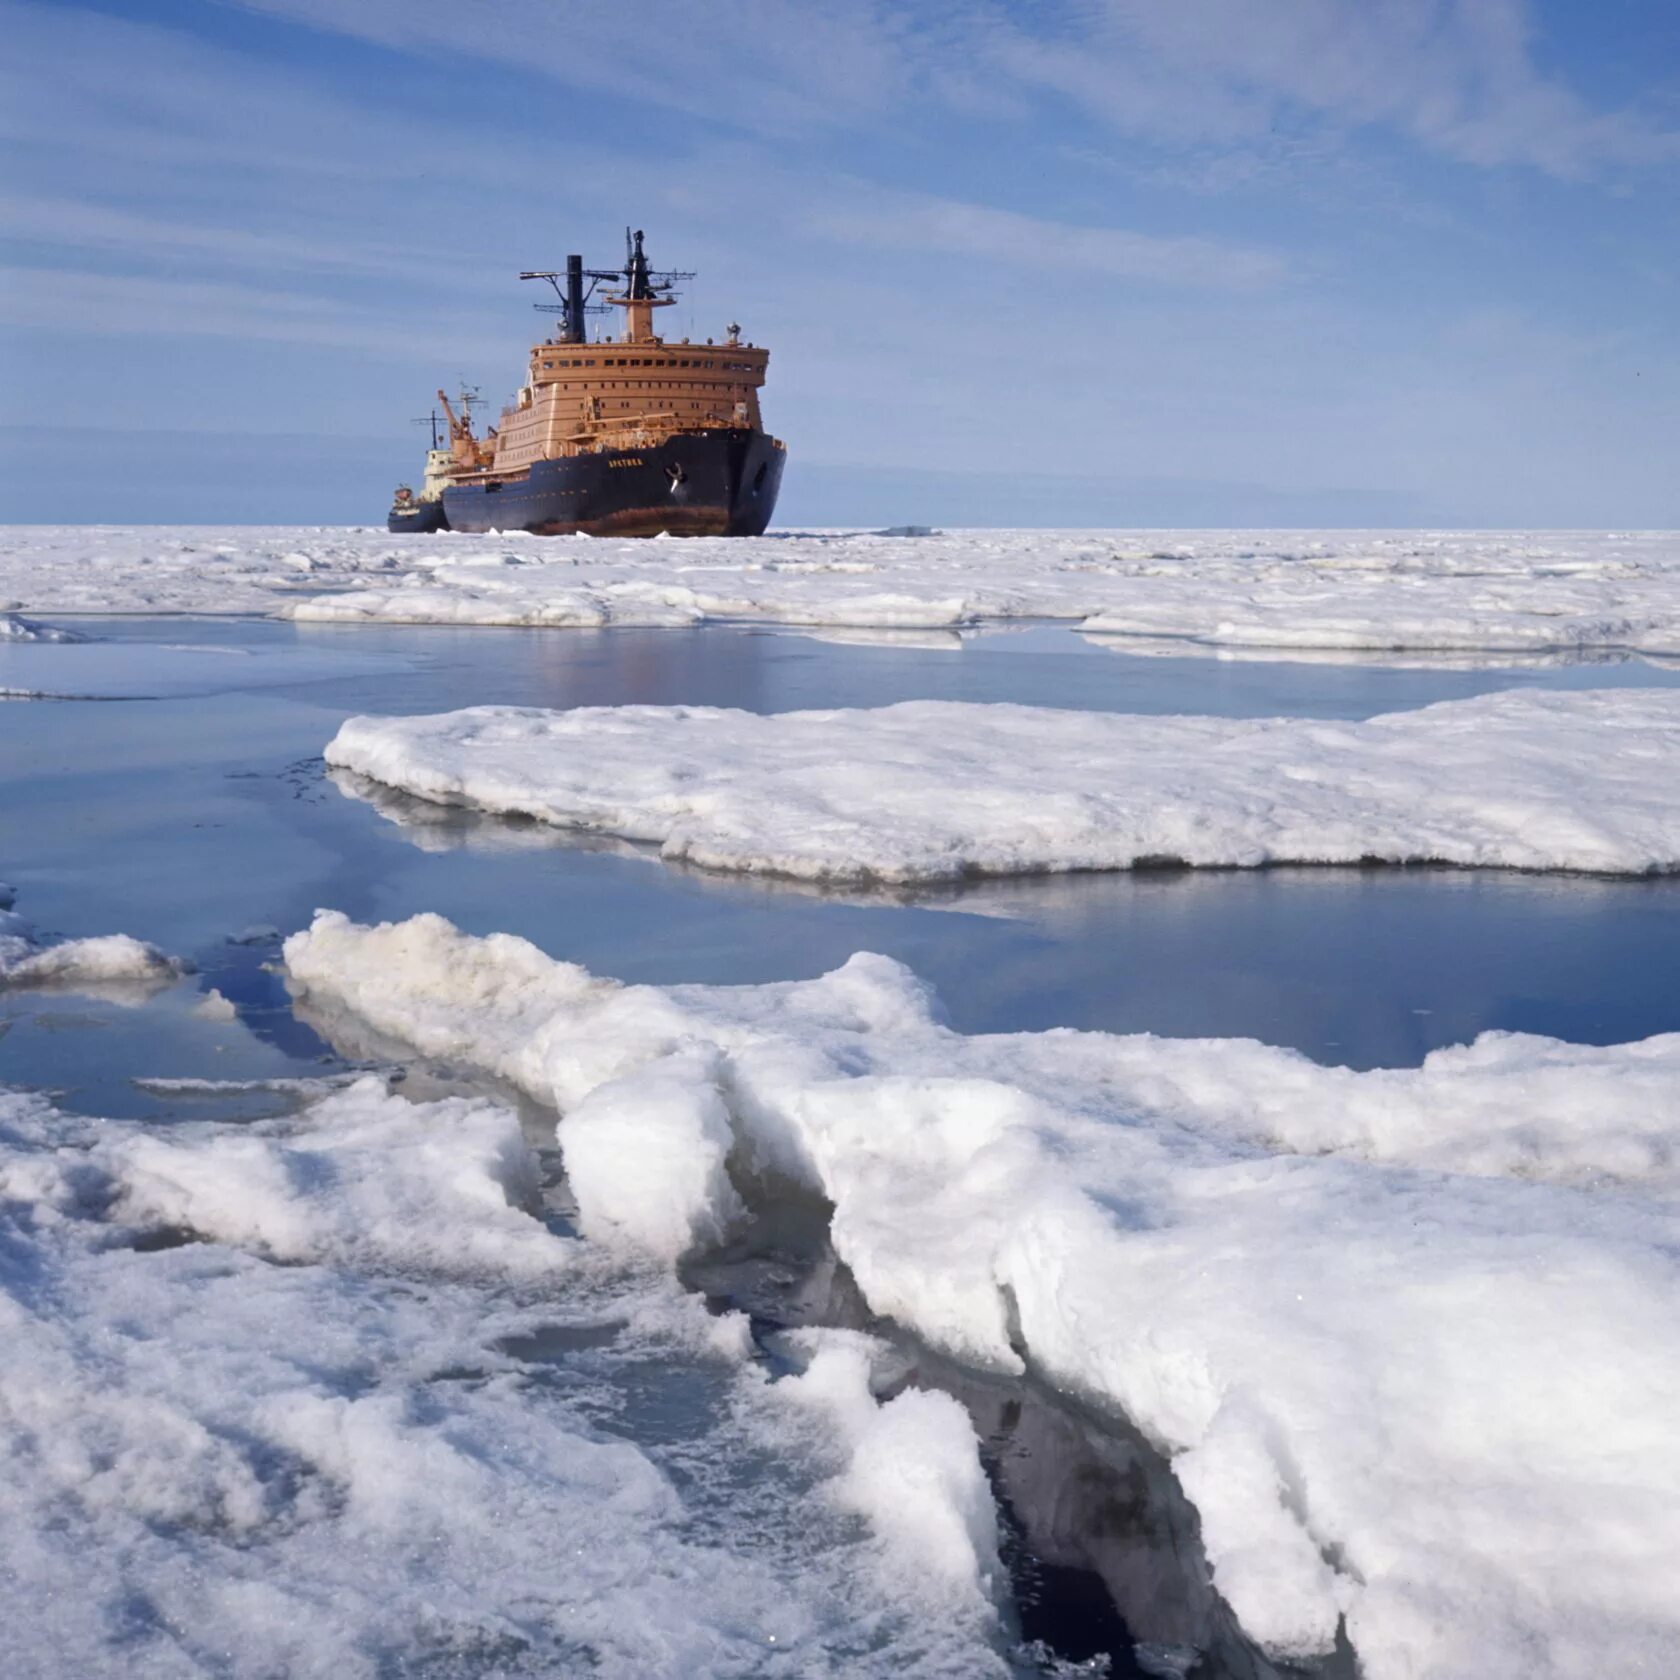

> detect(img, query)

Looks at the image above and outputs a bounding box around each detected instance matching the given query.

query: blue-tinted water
[6,617,1679,1115]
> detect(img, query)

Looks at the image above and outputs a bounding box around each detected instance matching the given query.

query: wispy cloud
[0,195,492,289]
[806,190,1289,289]
[226,0,1680,181]
[0,266,505,361]
[2,0,1672,523]
[220,0,939,136]
[983,0,1680,180]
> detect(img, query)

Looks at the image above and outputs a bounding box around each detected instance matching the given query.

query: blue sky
[2,0,1675,526]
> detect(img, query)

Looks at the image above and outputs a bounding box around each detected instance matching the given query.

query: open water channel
[6,617,1680,1677]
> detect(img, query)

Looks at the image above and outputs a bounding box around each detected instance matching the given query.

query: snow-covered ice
[4,525,1680,656]
[324,688,1680,882]
[778,1331,1002,1614]
[0,612,85,642]
[284,908,1680,1680]
[0,894,186,993]
[0,1075,1012,1677]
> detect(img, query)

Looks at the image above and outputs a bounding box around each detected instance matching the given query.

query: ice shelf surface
[0,1076,1012,1678]
[4,525,1680,653]
[284,908,1680,1680]
[325,688,1680,881]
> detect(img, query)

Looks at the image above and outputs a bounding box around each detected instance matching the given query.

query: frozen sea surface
[5,524,1680,654]
[6,616,1680,1678]
[0,1079,1032,1679]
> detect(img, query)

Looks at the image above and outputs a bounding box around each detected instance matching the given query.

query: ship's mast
[521,231,695,345]
[605,229,694,344]
[436,386,488,469]
[520,255,617,343]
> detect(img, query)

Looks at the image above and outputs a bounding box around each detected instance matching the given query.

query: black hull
[388,500,448,534]
[440,428,784,537]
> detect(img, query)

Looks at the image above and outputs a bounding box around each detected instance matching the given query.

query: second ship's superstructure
[389,230,785,537]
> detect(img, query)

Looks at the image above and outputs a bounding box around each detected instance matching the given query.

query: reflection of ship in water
[389,229,785,538]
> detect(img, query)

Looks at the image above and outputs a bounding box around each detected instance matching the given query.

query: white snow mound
[0,899,186,991]
[325,688,1680,881]
[103,1075,557,1276]
[0,612,85,642]
[284,908,1680,1680]
[778,1331,1002,1613]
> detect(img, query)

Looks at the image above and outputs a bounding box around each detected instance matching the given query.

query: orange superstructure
[489,331,769,474]
[392,229,785,537]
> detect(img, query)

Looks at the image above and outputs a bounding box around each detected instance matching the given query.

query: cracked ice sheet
[5,525,1680,655]
[324,688,1680,883]
[284,909,1680,1680]
[0,1077,1009,1679]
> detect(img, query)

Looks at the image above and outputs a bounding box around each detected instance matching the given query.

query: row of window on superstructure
[540,357,711,369]
[537,356,758,372]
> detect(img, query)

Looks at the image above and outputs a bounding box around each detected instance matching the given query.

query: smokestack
[566,254,585,344]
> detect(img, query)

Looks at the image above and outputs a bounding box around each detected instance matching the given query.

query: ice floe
[5,525,1680,656]
[0,1076,1013,1676]
[0,612,85,642]
[0,895,186,994]
[324,688,1680,882]
[284,908,1680,1680]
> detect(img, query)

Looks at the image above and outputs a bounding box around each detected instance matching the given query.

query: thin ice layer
[285,909,1680,1680]
[325,688,1680,881]
[0,1079,1011,1678]
[0,634,410,700]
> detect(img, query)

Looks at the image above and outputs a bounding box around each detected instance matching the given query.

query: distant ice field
[4,524,1680,656]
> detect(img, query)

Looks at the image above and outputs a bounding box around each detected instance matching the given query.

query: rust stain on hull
[531,506,732,538]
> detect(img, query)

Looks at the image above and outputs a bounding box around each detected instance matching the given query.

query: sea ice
[778,1331,1002,1614]
[0,1077,1012,1677]
[324,688,1680,882]
[0,895,185,992]
[284,909,1680,1680]
[0,612,84,642]
[5,525,1680,656]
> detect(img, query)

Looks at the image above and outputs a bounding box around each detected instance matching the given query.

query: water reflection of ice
[1080,631,1680,672]
[0,977,354,1121]
[0,635,414,700]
